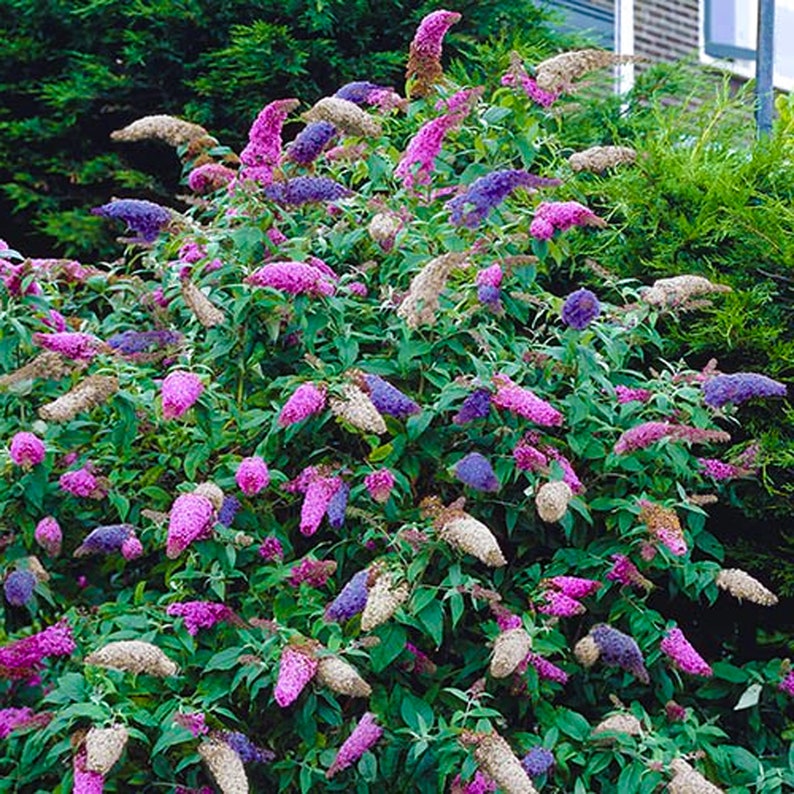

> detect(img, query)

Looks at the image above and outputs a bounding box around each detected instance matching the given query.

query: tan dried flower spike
[716,568,778,606]
[38,375,119,423]
[0,351,78,388]
[574,635,601,667]
[490,628,532,679]
[397,252,469,329]
[439,512,507,568]
[470,731,539,794]
[641,275,732,308]
[360,570,409,632]
[592,713,642,743]
[303,97,382,138]
[368,212,401,247]
[198,739,249,794]
[668,758,726,794]
[316,655,372,698]
[535,49,643,93]
[84,724,129,774]
[181,280,224,328]
[535,481,573,523]
[110,114,210,147]
[329,382,387,435]
[84,640,178,677]
[194,482,224,511]
[568,145,637,173]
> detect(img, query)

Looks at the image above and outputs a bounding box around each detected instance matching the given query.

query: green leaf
[370,624,407,673]
[555,709,591,740]
[417,599,444,647]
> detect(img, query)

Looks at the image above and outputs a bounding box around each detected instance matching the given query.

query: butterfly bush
[0,10,790,793]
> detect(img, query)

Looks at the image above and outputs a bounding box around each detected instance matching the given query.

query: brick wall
[635,0,699,62]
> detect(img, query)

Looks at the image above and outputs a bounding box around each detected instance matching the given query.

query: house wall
[634,0,700,62]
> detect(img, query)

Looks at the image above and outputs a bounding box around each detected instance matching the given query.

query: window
[701,0,794,90]
[537,0,615,47]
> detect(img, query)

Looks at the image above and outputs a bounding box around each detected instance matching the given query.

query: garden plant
[0,8,792,793]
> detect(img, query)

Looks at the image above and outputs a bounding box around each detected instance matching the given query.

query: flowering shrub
[0,10,792,793]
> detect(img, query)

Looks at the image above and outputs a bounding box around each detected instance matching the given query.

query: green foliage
[1,27,793,791]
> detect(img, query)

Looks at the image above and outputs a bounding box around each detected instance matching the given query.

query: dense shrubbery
[1,10,793,793]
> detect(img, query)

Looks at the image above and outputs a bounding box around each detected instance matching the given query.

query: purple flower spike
[325,569,369,622]
[326,712,383,778]
[448,170,561,228]
[453,389,492,425]
[334,82,384,104]
[703,373,787,408]
[74,524,136,556]
[590,624,649,683]
[454,452,500,492]
[217,731,275,764]
[561,288,600,330]
[92,199,171,242]
[286,121,338,165]
[264,177,351,206]
[218,496,240,527]
[364,374,420,419]
[4,570,37,606]
[521,747,555,778]
[326,481,350,529]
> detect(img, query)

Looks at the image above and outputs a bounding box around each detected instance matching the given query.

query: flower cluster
[161,371,204,419]
[92,199,171,242]
[9,431,45,469]
[448,170,560,228]
[166,601,238,635]
[529,200,605,240]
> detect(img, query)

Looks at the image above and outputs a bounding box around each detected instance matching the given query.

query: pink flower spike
[615,385,653,404]
[32,331,102,361]
[660,628,713,677]
[236,456,270,496]
[544,576,601,599]
[394,114,460,191]
[326,712,383,778]
[239,98,300,185]
[410,10,461,61]
[167,601,238,635]
[657,527,688,556]
[537,590,585,617]
[529,201,605,240]
[60,467,100,498]
[121,534,143,560]
[274,644,318,708]
[166,492,215,558]
[364,469,395,503]
[698,458,740,480]
[278,382,327,427]
[174,711,209,736]
[73,746,104,794]
[779,670,794,697]
[492,373,563,426]
[613,421,673,454]
[161,371,204,419]
[246,261,335,296]
[300,474,341,536]
[35,517,62,557]
[9,431,45,469]
[525,652,569,684]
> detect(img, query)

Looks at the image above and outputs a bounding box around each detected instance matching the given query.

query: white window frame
[699,0,794,91]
